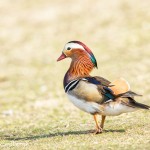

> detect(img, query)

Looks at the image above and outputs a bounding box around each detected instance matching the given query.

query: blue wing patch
[103,87,115,100]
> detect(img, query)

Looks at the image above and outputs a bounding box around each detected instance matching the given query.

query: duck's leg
[100,115,106,129]
[93,114,102,134]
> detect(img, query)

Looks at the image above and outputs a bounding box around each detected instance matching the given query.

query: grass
[0,0,150,149]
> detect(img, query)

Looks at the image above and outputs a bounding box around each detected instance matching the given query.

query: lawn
[0,0,150,149]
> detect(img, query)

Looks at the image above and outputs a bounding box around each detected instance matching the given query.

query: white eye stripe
[64,43,85,51]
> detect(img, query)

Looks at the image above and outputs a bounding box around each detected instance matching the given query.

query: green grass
[0,0,150,149]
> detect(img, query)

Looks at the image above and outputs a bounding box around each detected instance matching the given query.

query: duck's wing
[65,76,149,110]
[93,76,111,86]
[65,76,115,104]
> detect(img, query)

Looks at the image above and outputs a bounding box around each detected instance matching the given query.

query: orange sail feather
[109,78,130,95]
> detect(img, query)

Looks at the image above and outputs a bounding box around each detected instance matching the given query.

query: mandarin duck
[57,41,150,134]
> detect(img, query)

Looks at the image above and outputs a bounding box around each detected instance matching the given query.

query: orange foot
[94,127,103,134]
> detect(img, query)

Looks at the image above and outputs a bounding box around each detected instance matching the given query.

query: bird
[57,40,150,134]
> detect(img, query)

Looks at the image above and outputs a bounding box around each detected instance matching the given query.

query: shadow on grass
[4,129,125,141]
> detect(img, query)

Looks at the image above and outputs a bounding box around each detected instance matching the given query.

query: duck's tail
[130,100,150,110]
[118,91,150,110]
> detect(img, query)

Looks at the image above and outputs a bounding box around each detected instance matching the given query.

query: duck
[57,40,150,134]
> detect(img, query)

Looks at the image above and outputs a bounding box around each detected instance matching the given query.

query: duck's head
[57,41,97,68]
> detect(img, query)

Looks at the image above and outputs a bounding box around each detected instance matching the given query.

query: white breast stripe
[66,79,80,93]
[65,79,78,92]
[82,78,87,81]
[65,78,88,93]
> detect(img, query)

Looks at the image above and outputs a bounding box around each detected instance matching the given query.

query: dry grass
[0,0,150,149]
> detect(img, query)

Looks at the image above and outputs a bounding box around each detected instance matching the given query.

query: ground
[0,0,150,149]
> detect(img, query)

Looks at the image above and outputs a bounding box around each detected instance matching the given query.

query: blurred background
[0,0,150,149]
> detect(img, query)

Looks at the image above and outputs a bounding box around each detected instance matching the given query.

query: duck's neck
[64,53,94,86]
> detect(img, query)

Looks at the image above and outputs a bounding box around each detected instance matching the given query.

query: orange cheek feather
[64,50,73,57]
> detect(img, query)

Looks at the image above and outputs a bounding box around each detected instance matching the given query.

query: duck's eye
[67,47,71,50]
